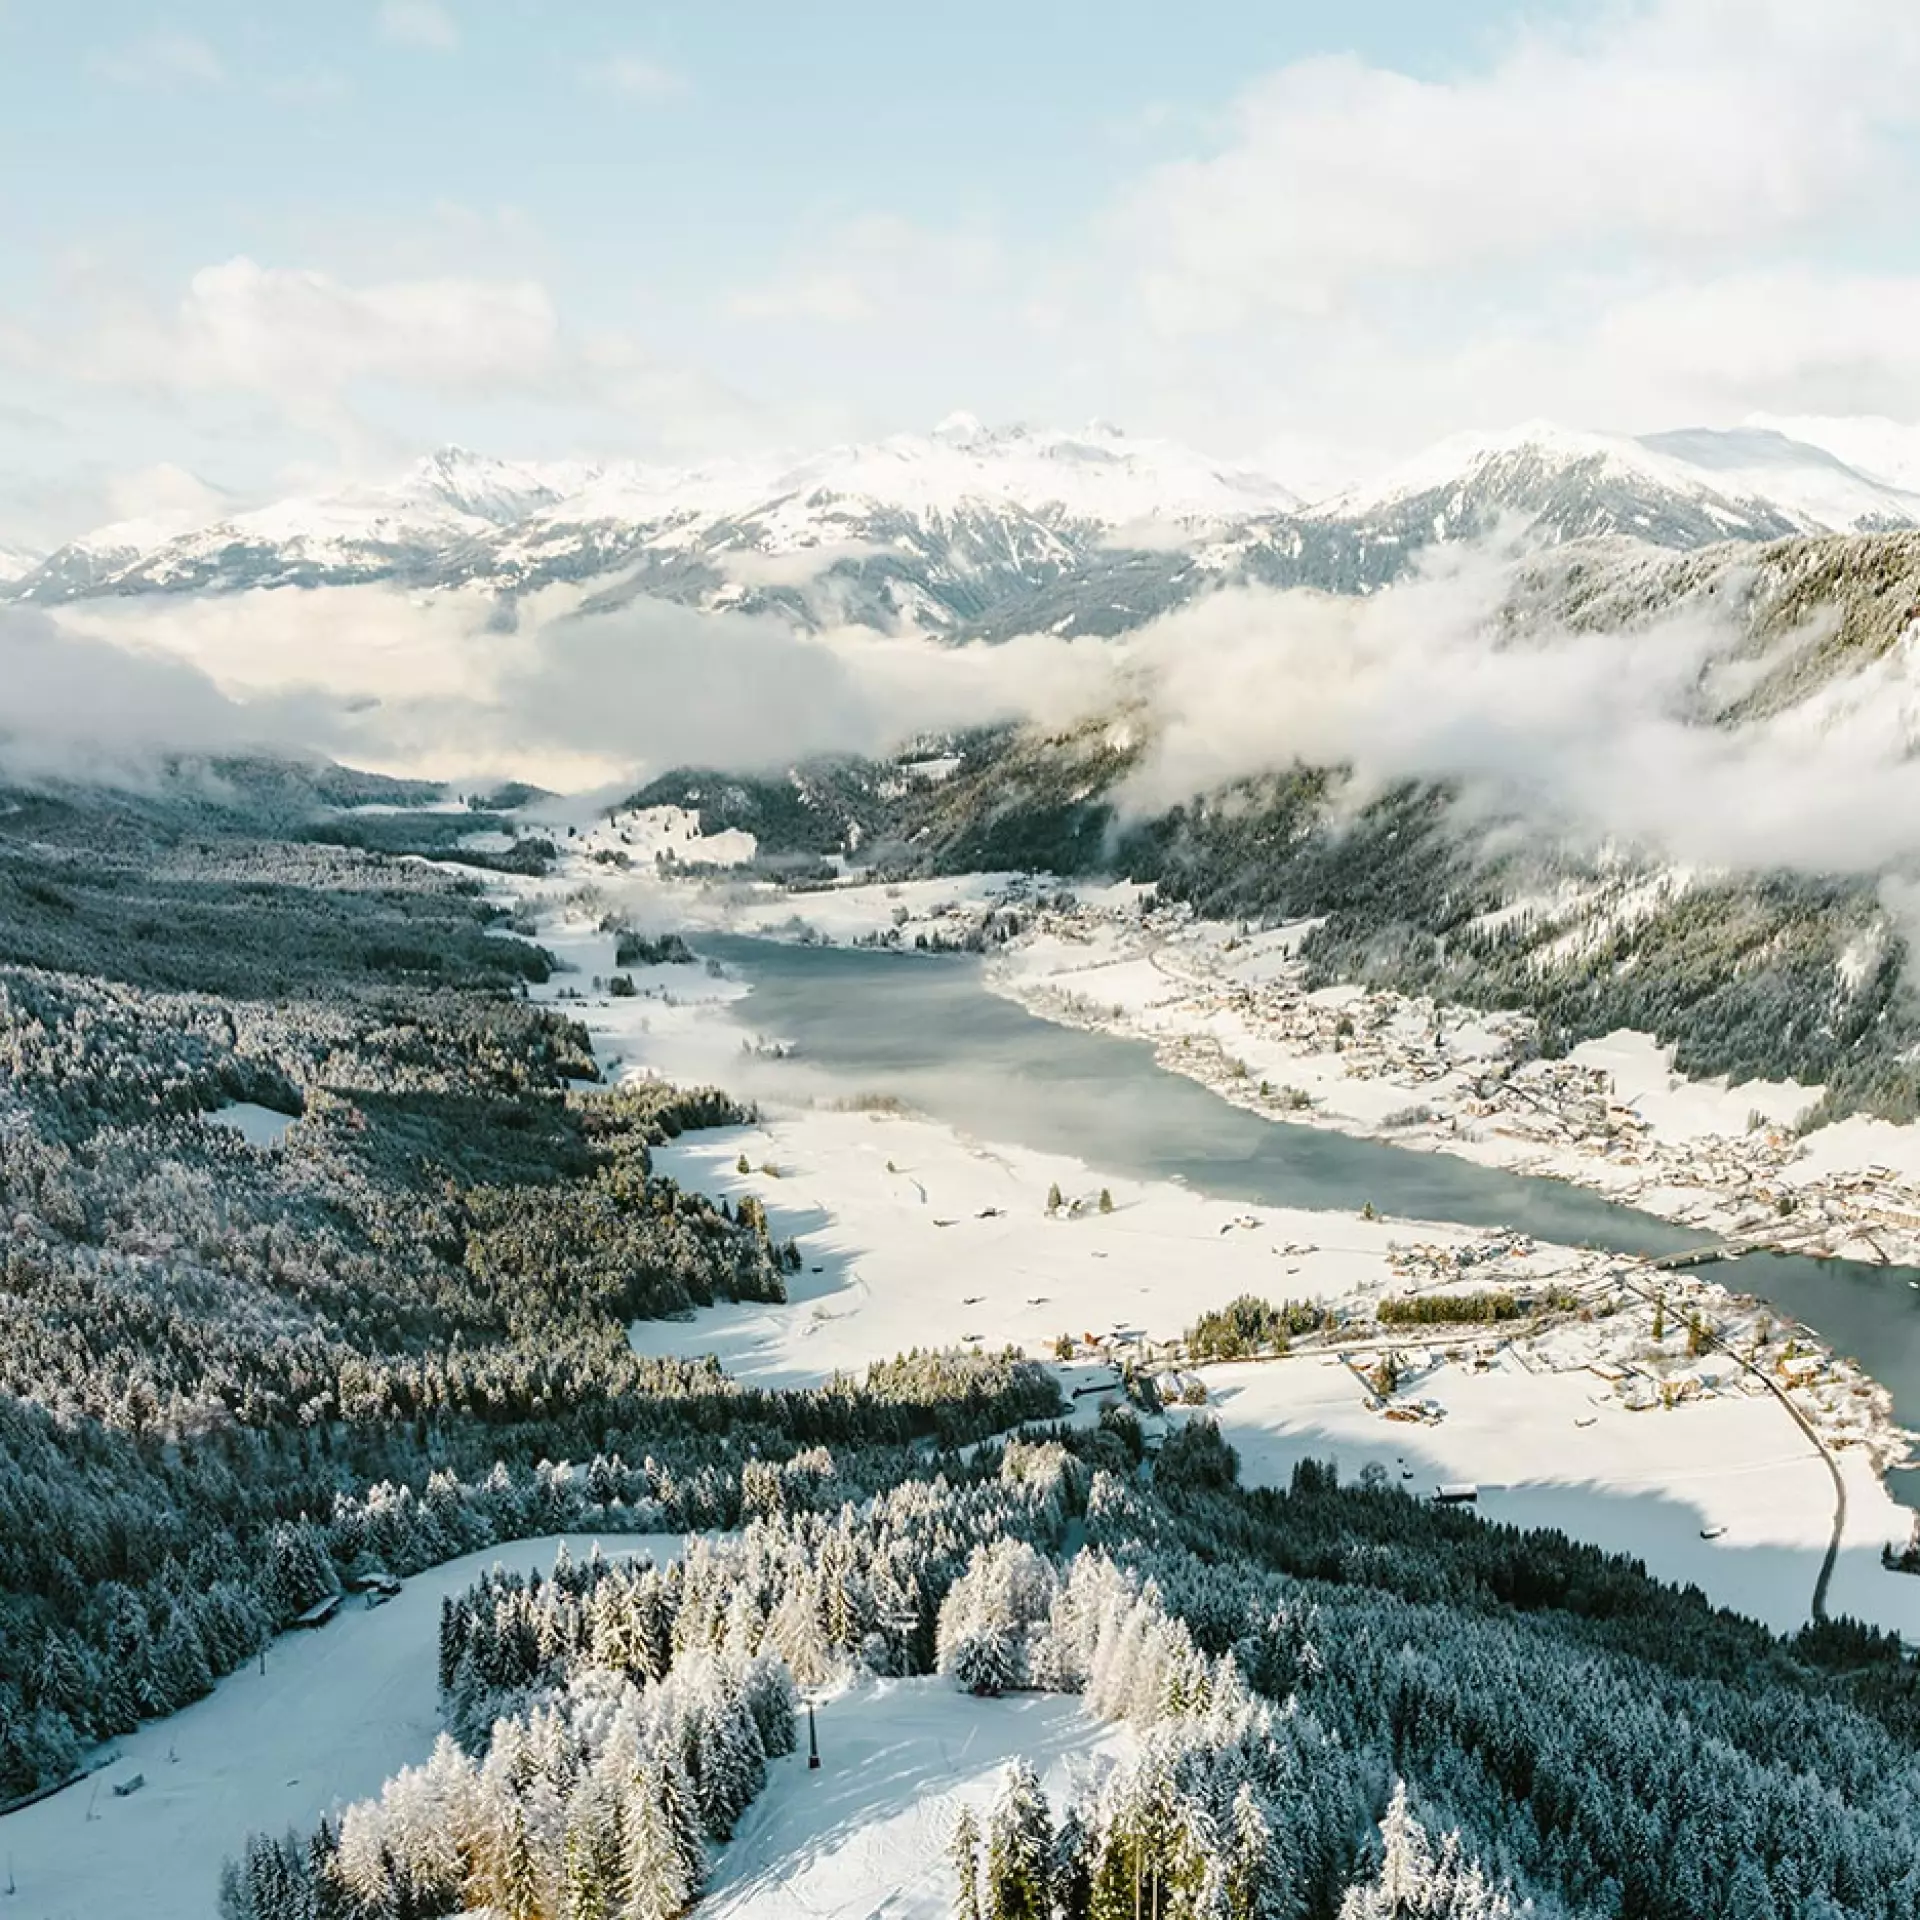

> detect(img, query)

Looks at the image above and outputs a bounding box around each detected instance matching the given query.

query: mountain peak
[931,410,986,443]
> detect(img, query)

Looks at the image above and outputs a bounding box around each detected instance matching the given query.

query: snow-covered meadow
[698,1680,1123,1920]
[1,1536,678,1920]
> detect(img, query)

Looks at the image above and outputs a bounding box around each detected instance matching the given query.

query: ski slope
[0,1532,678,1920]
[703,1677,1125,1920]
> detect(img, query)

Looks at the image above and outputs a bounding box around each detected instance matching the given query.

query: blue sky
[5,0,1920,546]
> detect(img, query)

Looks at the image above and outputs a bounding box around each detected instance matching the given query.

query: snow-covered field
[203,1100,300,1148]
[700,1678,1124,1920]
[637,1112,1535,1388]
[459,833,1920,1642]
[0,1534,677,1920]
[1184,1354,1899,1635]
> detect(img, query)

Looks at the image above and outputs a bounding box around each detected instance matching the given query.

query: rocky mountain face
[14,419,1920,641]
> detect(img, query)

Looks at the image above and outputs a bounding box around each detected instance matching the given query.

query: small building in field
[292,1593,343,1630]
[1434,1483,1479,1505]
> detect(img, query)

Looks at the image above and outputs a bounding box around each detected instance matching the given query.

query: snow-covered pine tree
[1226,1782,1287,1920]
[1337,1781,1516,1920]
[562,1785,617,1920]
[496,1800,542,1920]
[984,1759,1053,1920]
[691,1668,767,1839]
[619,1755,693,1920]
[951,1803,984,1920]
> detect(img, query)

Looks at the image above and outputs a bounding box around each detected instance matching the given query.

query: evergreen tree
[951,1804,983,1920]
[619,1757,693,1920]
[984,1759,1052,1920]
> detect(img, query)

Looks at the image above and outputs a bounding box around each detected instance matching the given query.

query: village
[974,885,1920,1271]
[1051,1219,1900,1476]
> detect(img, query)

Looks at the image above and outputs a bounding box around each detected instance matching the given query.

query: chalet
[291,1593,343,1630]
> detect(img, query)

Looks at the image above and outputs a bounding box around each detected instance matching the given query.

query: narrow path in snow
[1615,1269,1845,1622]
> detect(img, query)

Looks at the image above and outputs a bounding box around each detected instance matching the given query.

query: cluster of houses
[1012,894,1920,1272]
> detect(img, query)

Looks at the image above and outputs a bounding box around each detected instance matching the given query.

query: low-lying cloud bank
[0,605,340,786]
[21,543,1920,883]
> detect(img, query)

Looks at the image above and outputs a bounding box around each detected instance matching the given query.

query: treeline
[0,777,1062,1799]
[1373,1289,1574,1327]
[1117,768,1920,1128]
[1184,1294,1334,1361]
[237,1418,1920,1919]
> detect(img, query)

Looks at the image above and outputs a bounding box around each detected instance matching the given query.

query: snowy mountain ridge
[12,417,1920,632]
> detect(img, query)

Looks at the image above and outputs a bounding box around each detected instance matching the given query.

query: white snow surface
[15,420,1304,599]
[1189,1356,1890,1636]
[1307,420,1741,518]
[758,417,1301,526]
[1308,417,1920,533]
[1639,426,1920,532]
[702,1676,1125,1919]
[1747,412,1920,494]
[0,1533,680,1920]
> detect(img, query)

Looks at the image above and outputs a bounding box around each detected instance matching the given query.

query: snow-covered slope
[1745,414,1920,495]
[10,449,582,601]
[0,543,40,585]
[1639,426,1920,533]
[14,417,1920,635]
[9,424,1296,624]
[770,413,1299,526]
[0,1533,677,1920]
[1306,420,1815,549]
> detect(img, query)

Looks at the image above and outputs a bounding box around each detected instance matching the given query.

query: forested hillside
[635,711,1920,1125]
[231,1419,1920,1919]
[0,772,1060,1802]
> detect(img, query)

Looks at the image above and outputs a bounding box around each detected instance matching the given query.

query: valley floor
[488,810,1920,1641]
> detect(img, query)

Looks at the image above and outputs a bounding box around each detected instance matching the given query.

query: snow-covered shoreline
[986,899,1920,1270]
[476,812,1920,1636]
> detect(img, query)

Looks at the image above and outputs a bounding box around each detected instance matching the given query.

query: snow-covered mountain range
[12,416,1920,637]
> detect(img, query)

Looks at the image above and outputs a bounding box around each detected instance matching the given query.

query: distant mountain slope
[629,524,1920,1125]
[14,419,1919,638]
[1639,427,1920,533]
[1505,528,1920,723]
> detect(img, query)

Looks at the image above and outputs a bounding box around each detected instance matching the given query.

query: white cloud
[1118,0,1920,332]
[0,604,330,786]
[727,216,1001,327]
[1589,272,1920,419]
[376,0,457,51]
[65,257,559,445]
[592,56,690,103]
[90,30,225,89]
[6,257,784,466]
[102,461,229,528]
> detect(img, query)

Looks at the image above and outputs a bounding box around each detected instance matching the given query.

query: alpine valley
[21,412,1920,1920]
